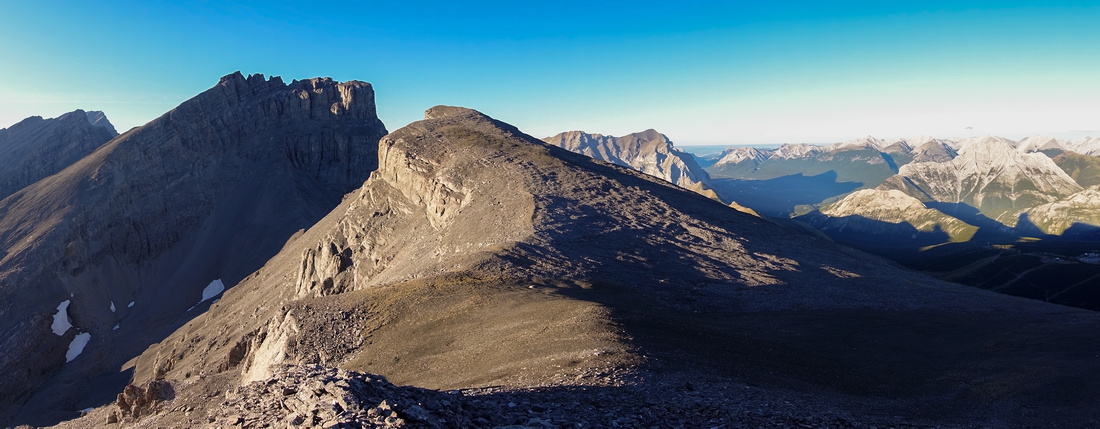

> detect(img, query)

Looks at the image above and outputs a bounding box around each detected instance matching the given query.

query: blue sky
[1,1,1098,144]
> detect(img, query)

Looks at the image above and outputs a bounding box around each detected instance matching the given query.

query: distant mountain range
[554,129,1100,310]
[668,134,1100,310]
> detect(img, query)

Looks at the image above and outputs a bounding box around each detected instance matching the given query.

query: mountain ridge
[0,109,118,201]
[542,129,719,200]
[0,71,387,425]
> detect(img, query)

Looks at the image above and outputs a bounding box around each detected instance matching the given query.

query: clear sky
[1,1,1098,145]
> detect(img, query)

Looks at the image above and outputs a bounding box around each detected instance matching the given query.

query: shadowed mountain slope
[1054,151,1100,187]
[123,107,1100,427]
[0,109,118,200]
[0,72,386,425]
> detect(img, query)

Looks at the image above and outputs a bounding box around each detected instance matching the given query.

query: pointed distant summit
[0,109,118,200]
[713,146,768,167]
[909,139,957,163]
[543,128,718,199]
[84,110,117,135]
[882,137,1080,221]
[828,135,886,152]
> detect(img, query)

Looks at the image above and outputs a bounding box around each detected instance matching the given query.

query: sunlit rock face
[1019,185,1100,235]
[809,189,977,243]
[543,129,715,193]
[884,136,1081,221]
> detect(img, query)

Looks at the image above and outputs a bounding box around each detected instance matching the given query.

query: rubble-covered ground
[56,364,960,429]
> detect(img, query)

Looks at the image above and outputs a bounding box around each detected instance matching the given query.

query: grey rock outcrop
[0,109,117,200]
[84,110,118,135]
[909,139,958,163]
[1017,185,1100,235]
[801,188,978,244]
[543,129,719,199]
[712,146,767,168]
[0,72,386,425]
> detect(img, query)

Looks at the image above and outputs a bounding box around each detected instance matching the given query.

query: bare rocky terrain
[38,106,1100,428]
[0,72,386,425]
[0,109,118,200]
[543,129,721,201]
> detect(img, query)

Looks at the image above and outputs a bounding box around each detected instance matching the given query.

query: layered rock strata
[0,72,386,425]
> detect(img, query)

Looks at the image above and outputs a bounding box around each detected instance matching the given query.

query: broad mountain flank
[1,73,1100,428]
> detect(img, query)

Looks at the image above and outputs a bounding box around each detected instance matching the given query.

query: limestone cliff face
[543,129,714,193]
[909,139,957,163]
[0,109,117,200]
[713,146,767,168]
[1019,186,1100,235]
[807,189,977,243]
[884,137,1081,219]
[0,72,386,425]
[295,107,534,299]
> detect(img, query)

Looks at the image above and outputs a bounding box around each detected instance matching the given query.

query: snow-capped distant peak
[952,135,1015,153]
[714,146,767,166]
[1015,135,1064,154]
[770,144,825,160]
[1063,136,1100,156]
[828,135,885,152]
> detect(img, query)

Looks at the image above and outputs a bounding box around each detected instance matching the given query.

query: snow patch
[112,323,119,331]
[66,333,91,362]
[127,301,134,308]
[51,300,72,336]
[109,301,116,312]
[200,279,225,302]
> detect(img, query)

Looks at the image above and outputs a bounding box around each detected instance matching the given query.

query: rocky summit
[0,72,386,425]
[542,129,720,200]
[52,105,1100,428]
[0,109,118,200]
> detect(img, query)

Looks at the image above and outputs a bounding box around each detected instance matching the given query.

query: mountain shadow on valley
[921,201,1016,237]
[793,213,956,259]
[709,171,862,217]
